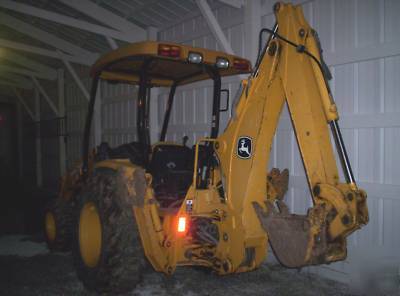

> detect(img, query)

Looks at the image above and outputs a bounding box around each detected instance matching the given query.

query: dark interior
[95,141,195,210]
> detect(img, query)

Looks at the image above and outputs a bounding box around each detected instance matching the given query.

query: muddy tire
[44,198,73,252]
[73,168,149,294]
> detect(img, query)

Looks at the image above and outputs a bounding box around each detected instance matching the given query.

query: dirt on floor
[0,235,356,296]
[2,235,400,296]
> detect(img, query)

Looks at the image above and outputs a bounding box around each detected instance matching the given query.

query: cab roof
[90,41,252,87]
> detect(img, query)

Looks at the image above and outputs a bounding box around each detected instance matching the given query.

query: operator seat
[149,144,193,208]
[95,141,147,167]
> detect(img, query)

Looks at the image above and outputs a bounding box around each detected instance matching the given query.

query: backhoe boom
[215,2,368,268]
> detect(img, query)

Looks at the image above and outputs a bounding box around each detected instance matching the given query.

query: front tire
[73,168,148,294]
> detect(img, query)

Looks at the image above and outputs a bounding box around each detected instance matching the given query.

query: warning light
[177,216,187,233]
[158,44,181,58]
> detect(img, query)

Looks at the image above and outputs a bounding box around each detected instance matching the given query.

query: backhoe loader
[44,2,369,293]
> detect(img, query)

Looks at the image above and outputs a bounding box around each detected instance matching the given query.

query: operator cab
[84,41,251,210]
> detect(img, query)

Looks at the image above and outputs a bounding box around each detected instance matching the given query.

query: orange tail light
[177,216,187,233]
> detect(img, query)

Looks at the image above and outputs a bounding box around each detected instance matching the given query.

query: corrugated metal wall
[39,82,60,192]
[157,0,400,282]
[65,67,90,170]
[65,67,139,169]
[101,82,139,146]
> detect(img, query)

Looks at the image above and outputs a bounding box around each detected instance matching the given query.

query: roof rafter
[218,0,244,9]
[0,38,95,66]
[0,0,138,42]
[13,87,35,120]
[0,11,96,58]
[195,0,234,54]
[0,48,57,77]
[0,72,33,87]
[31,76,59,116]
[58,50,90,101]
[59,0,147,39]
[0,65,55,80]
[105,36,118,50]
[0,78,32,90]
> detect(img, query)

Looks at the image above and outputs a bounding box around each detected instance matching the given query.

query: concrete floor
[0,235,354,296]
[0,178,397,296]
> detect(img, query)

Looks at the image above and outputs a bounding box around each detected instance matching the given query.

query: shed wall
[158,0,400,282]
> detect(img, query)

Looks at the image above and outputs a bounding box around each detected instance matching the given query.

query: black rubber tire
[72,168,149,294]
[44,198,73,252]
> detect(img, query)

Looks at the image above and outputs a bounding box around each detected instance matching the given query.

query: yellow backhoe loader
[44,2,369,293]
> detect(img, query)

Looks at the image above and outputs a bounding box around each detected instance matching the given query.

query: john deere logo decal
[237,136,252,159]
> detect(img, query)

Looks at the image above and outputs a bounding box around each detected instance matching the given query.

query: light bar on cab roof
[233,58,250,71]
[158,44,181,58]
[188,52,203,64]
[216,57,229,69]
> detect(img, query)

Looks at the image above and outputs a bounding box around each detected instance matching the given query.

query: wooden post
[35,88,42,187]
[16,100,23,178]
[147,26,159,144]
[58,68,66,176]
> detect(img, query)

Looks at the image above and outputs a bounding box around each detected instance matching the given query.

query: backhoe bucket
[253,202,327,268]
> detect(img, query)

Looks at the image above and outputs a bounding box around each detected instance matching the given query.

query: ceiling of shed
[0,0,234,97]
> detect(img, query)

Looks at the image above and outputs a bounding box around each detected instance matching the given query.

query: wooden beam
[0,11,95,57]
[195,0,234,54]
[105,36,118,50]
[0,38,95,65]
[59,0,146,39]
[0,78,32,90]
[0,65,55,80]
[58,50,90,101]
[244,0,261,64]
[93,82,102,146]
[0,48,57,77]
[147,26,159,143]
[34,87,42,187]
[0,72,33,87]
[16,99,23,177]
[0,0,138,42]
[31,76,59,116]
[13,87,35,120]
[58,69,66,176]
[218,0,244,9]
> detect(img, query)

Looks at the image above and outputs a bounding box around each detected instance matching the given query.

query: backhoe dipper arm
[216,2,368,268]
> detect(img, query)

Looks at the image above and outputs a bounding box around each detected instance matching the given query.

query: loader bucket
[253,201,328,268]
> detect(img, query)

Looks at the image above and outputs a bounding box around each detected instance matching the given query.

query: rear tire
[73,168,148,294]
[44,198,73,252]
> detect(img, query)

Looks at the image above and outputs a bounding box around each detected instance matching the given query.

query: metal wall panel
[101,82,138,146]
[65,76,139,169]
[159,0,400,283]
[65,76,89,169]
[39,83,60,192]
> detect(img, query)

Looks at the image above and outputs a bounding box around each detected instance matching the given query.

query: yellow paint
[45,211,56,243]
[91,41,251,86]
[79,201,102,268]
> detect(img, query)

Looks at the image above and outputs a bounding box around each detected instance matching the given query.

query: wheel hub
[79,201,102,268]
[45,212,56,242]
